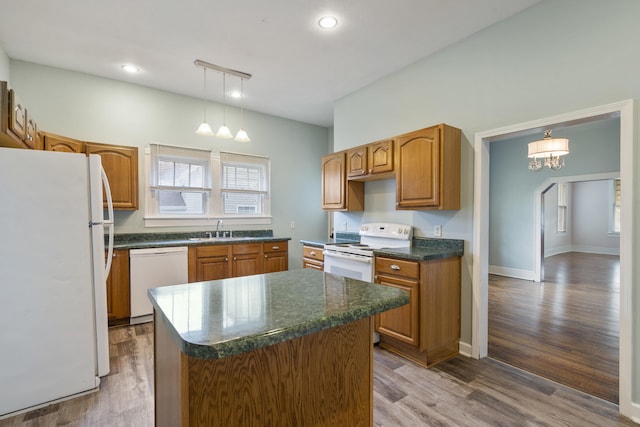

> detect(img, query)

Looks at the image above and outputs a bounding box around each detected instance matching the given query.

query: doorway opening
[472,99,634,416]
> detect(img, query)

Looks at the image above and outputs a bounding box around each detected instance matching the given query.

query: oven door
[323,250,373,282]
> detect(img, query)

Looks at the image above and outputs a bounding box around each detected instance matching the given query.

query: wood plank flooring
[489,252,620,403]
[2,315,636,426]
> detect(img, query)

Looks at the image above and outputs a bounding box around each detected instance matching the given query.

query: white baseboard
[458,341,473,358]
[488,265,535,281]
[630,401,640,424]
[544,246,572,257]
[571,246,620,256]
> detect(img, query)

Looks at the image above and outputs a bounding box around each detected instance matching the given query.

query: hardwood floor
[489,252,620,403]
[2,315,636,426]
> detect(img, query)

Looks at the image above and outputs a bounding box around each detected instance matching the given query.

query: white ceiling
[0,0,540,127]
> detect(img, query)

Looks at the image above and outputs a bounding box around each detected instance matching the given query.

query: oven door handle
[323,250,373,264]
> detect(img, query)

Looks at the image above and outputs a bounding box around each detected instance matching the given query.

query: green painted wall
[9,60,329,268]
[332,0,640,405]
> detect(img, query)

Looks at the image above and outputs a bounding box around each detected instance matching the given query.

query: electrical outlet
[290,221,295,229]
[434,225,442,237]
[343,221,348,231]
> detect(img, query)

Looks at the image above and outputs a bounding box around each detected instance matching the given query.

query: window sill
[144,216,272,228]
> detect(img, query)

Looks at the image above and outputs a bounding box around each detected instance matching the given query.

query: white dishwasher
[129,246,188,324]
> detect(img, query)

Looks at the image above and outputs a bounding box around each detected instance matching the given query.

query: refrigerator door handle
[101,167,114,278]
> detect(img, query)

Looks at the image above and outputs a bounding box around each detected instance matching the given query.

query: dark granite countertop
[374,237,464,261]
[110,231,290,250]
[300,234,464,261]
[300,231,360,248]
[148,269,409,360]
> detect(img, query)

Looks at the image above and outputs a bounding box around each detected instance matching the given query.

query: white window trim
[556,182,568,234]
[143,145,272,228]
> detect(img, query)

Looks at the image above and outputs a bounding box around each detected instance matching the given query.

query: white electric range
[323,222,412,282]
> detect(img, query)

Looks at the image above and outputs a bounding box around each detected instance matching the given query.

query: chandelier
[528,130,569,171]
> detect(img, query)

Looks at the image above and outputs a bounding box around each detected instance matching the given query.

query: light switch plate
[434,225,442,237]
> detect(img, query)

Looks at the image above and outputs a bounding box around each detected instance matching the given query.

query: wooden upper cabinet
[42,132,84,153]
[85,142,139,210]
[0,82,41,149]
[395,124,460,210]
[347,139,394,181]
[347,146,367,177]
[368,139,394,176]
[8,89,26,142]
[321,152,364,211]
[347,139,393,181]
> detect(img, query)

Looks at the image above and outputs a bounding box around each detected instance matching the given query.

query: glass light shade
[216,125,233,139]
[234,128,250,142]
[195,122,214,136]
[528,138,569,158]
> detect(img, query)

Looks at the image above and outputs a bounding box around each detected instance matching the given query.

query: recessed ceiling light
[121,64,140,73]
[318,16,338,29]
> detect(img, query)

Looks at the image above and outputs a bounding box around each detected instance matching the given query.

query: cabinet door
[375,274,420,347]
[106,249,130,324]
[24,112,42,150]
[8,89,26,141]
[321,152,364,211]
[42,132,84,153]
[263,241,288,273]
[231,243,263,277]
[188,245,230,282]
[303,260,324,271]
[85,142,139,210]
[368,139,394,175]
[322,153,346,209]
[396,126,440,209]
[347,146,367,178]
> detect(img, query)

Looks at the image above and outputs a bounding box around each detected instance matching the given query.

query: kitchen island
[148,268,409,427]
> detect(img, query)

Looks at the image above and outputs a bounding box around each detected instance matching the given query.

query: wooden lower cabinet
[106,249,130,325]
[188,245,230,282]
[263,240,289,273]
[231,243,263,277]
[302,244,324,270]
[375,255,461,367]
[189,241,289,282]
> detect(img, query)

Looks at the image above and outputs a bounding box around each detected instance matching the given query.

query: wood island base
[154,315,374,427]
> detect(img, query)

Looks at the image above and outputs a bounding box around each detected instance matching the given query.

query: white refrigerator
[0,147,114,417]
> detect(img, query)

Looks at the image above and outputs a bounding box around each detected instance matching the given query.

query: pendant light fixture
[195,67,214,136]
[194,59,252,141]
[216,73,233,139]
[234,78,250,142]
[527,130,570,171]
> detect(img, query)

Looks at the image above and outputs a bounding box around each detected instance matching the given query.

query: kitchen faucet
[215,220,223,237]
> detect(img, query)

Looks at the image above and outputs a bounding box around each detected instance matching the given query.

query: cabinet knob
[310,251,316,256]
[272,246,279,250]
[225,257,229,262]
[233,257,237,261]
[265,255,268,258]
[390,264,400,270]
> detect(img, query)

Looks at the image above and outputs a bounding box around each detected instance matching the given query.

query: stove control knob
[404,229,409,235]
[361,225,368,232]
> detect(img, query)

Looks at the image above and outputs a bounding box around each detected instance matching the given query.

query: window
[148,144,211,216]
[221,152,270,216]
[557,182,568,233]
[610,178,621,234]
[145,145,271,227]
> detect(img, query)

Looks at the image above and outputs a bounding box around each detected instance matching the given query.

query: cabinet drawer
[375,257,419,279]
[195,245,229,257]
[303,245,324,262]
[263,241,288,254]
